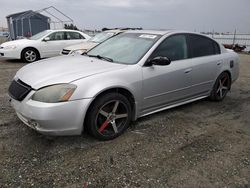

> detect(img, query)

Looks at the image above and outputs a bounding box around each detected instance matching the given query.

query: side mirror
[147,56,171,66]
[43,37,50,42]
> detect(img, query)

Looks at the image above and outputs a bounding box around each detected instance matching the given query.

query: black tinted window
[188,34,220,58]
[150,35,188,61]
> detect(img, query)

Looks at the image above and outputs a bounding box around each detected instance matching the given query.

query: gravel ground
[0,55,250,188]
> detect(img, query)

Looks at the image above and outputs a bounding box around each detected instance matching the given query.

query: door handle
[217,60,223,66]
[184,68,192,73]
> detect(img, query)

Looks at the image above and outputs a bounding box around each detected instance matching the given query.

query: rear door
[64,31,87,46]
[187,34,222,95]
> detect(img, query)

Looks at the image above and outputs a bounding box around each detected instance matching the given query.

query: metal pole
[233,29,236,45]
[28,18,32,36]
[21,18,24,36]
[15,20,18,39]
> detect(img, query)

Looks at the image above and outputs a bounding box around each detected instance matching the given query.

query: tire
[210,72,231,101]
[21,48,40,63]
[85,93,132,141]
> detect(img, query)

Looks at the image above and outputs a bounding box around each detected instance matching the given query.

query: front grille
[62,49,70,55]
[8,79,32,101]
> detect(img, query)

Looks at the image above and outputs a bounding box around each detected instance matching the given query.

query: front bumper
[10,93,92,136]
[0,48,21,59]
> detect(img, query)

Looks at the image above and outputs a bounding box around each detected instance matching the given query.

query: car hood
[0,39,34,47]
[15,55,127,89]
[64,41,98,51]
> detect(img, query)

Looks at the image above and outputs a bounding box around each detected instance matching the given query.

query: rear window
[188,34,220,58]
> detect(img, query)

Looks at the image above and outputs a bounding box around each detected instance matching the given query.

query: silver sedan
[8,30,239,140]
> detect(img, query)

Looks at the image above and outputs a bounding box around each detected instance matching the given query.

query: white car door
[64,31,88,46]
[40,31,68,58]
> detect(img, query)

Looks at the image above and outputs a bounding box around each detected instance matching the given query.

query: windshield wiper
[87,54,114,62]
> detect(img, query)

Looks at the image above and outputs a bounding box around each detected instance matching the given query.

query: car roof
[103,29,124,34]
[125,30,173,35]
[125,29,208,36]
[46,29,83,32]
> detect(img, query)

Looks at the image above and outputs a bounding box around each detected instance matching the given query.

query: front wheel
[210,72,231,101]
[86,93,132,140]
[21,48,39,63]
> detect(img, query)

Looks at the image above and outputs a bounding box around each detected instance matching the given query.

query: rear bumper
[10,93,92,136]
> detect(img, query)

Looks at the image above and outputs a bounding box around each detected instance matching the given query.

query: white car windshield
[30,30,51,40]
[88,32,115,43]
[87,33,161,64]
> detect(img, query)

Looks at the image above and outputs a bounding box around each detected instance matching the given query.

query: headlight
[4,45,17,50]
[70,49,86,55]
[32,84,77,103]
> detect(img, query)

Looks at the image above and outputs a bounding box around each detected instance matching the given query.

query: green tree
[64,23,78,30]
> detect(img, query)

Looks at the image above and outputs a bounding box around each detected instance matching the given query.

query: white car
[0,29,91,62]
[61,30,127,55]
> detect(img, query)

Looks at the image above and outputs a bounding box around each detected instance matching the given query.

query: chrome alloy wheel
[96,100,129,136]
[24,50,37,62]
[216,74,230,99]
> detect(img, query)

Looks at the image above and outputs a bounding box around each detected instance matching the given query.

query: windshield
[30,30,51,40]
[88,32,116,43]
[87,33,161,64]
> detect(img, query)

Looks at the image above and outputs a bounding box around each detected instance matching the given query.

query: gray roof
[6,10,49,19]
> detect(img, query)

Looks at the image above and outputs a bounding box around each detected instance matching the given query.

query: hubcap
[216,75,229,98]
[25,50,36,62]
[96,100,128,136]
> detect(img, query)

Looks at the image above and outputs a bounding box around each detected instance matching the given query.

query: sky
[0,0,250,33]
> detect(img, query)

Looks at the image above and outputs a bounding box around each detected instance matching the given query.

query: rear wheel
[21,48,39,63]
[86,93,132,140]
[210,72,231,101]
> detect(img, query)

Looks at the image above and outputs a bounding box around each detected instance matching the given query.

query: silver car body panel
[9,30,240,135]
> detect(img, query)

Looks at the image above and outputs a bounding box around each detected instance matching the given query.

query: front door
[40,31,67,57]
[142,34,193,114]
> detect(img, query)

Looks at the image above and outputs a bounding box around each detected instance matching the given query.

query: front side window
[66,32,84,40]
[188,34,220,58]
[30,30,51,40]
[48,32,65,41]
[87,33,161,64]
[150,35,188,61]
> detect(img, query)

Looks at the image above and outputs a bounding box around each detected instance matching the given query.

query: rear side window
[66,32,85,40]
[150,34,188,61]
[188,34,220,58]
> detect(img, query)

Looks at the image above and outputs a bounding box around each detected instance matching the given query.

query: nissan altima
[8,30,239,140]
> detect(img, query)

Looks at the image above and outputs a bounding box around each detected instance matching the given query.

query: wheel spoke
[220,89,223,98]
[111,121,118,133]
[112,101,119,113]
[221,77,227,85]
[222,86,228,90]
[216,87,221,94]
[99,109,109,117]
[99,120,110,133]
[115,113,128,119]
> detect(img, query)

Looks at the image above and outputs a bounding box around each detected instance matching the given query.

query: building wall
[7,12,50,40]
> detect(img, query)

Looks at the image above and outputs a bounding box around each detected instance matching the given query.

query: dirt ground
[0,55,250,188]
